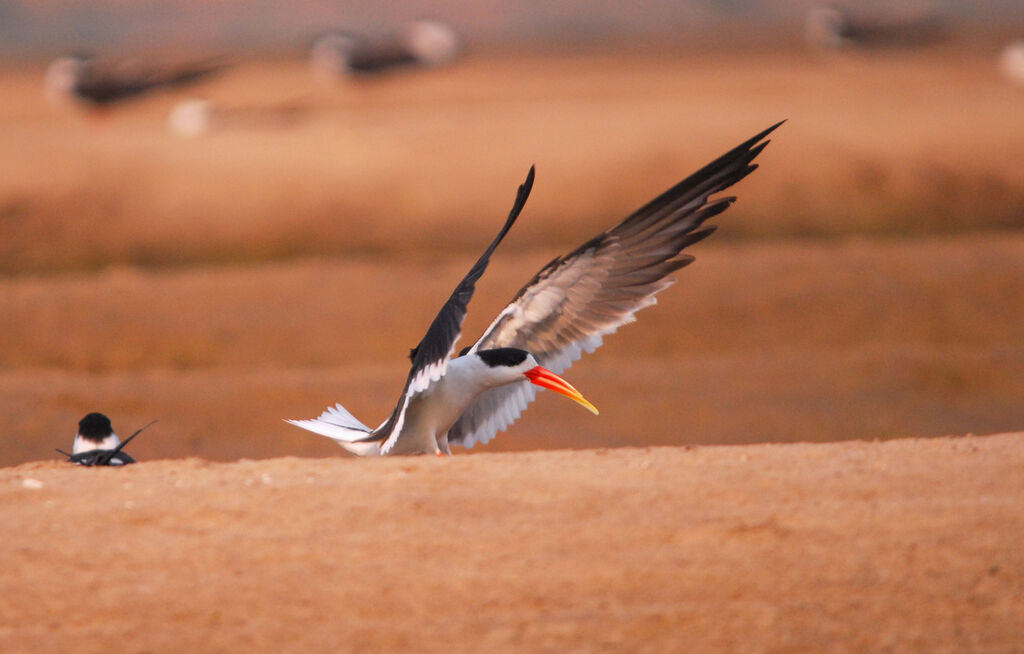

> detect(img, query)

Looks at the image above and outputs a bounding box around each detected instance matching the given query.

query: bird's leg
[437,433,452,456]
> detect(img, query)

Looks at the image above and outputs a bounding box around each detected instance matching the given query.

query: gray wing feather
[448,121,782,449]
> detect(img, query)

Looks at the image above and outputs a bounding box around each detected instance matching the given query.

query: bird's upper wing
[448,122,782,449]
[363,167,535,454]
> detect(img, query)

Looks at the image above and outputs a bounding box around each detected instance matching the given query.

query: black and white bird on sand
[288,122,782,456]
[45,54,225,110]
[57,413,152,466]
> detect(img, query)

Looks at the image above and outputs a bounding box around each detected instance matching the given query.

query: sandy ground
[2,433,1022,653]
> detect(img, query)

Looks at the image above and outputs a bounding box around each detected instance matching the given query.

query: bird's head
[78,412,114,440]
[403,19,460,67]
[474,348,599,415]
[805,6,848,48]
[309,34,358,78]
[44,55,91,105]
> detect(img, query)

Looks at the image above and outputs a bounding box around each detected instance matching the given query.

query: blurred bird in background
[309,18,460,81]
[805,4,948,50]
[44,53,226,111]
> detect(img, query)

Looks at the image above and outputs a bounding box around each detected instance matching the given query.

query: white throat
[73,432,120,454]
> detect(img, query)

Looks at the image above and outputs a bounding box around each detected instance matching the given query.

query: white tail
[285,403,380,456]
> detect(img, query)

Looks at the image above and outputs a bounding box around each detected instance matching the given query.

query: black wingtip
[113,420,156,453]
[760,120,786,139]
[518,166,535,204]
[737,120,785,155]
[735,121,785,156]
[491,165,535,250]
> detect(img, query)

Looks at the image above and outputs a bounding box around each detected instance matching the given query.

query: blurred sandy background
[0,3,1022,466]
[1,3,1023,652]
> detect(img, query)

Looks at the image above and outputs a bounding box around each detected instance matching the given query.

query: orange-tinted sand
[3,434,1022,653]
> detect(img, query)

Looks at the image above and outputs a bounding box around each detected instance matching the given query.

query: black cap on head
[78,412,113,438]
[477,347,530,368]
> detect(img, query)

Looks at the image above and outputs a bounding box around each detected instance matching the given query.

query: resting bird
[288,122,782,456]
[57,413,152,466]
[309,19,460,80]
[804,5,947,50]
[45,54,225,110]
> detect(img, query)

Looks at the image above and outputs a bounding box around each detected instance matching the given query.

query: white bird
[288,122,782,456]
[1001,40,1024,85]
[167,97,310,137]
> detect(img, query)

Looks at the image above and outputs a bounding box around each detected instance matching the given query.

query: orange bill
[523,366,599,415]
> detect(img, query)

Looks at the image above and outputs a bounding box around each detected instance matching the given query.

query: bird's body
[805,5,947,50]
[310,19,460,80]
[45,55,224,110]
[380,353,527,455]
[73,431,120,455]
[289,122,781,456]
[66,412,136,466]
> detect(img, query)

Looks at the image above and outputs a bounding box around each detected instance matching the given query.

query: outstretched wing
[357,166,535,454]
[448,122,782,449]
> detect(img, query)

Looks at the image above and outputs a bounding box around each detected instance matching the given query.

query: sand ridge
[3,433,1022,652]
